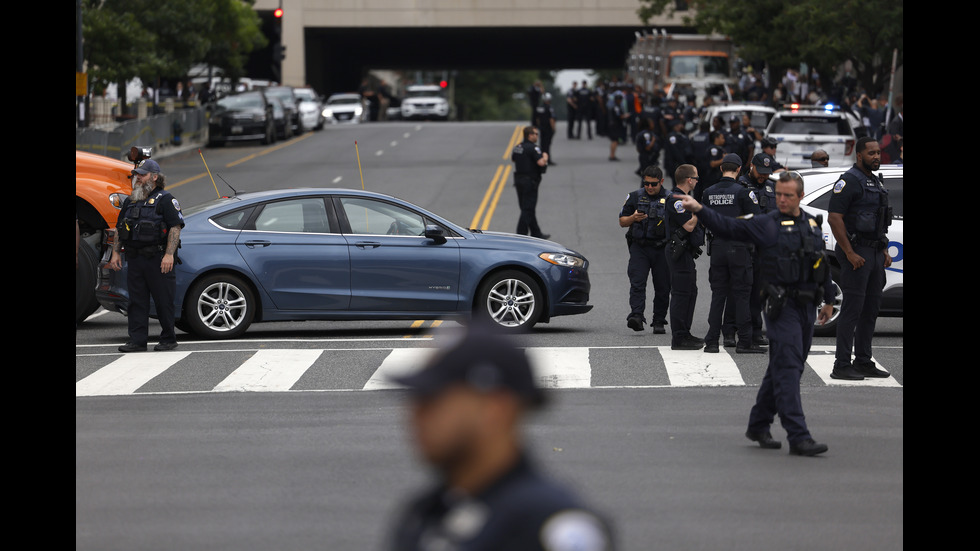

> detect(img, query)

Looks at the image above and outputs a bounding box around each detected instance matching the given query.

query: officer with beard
[828,137,893,381]
[107,159,185,352]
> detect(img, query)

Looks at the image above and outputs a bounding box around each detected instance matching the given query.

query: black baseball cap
[134,159,161,174]
[722,153,742,166]
[390,328,546,407]
[751,153,775,175]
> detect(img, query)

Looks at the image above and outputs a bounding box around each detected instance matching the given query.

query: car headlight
[539,253,586,268]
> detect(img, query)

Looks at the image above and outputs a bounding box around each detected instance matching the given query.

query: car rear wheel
[75,239,100,325]
[475,270,542,332]
[814,267,843,337]
[185,273,255,339]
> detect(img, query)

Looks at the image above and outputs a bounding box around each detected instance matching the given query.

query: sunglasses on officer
[643,179,662,186]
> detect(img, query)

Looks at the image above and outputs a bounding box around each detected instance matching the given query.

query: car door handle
[354,241,382,249]
[243,240,272,248]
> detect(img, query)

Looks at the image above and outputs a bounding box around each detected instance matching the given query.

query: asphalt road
[76,120,903,551]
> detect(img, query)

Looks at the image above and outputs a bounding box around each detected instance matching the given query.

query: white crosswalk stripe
[75,346,902,397]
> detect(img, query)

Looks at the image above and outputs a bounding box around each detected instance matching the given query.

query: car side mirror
[424,225,447,244]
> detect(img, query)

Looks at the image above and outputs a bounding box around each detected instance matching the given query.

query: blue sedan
[96,188,592,339]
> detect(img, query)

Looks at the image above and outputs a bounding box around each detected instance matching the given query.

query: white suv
[771,164,903,336]
[400,84,451,121]
[765,104,859,170]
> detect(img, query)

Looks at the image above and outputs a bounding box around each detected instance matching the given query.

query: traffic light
[273,7,283,18]
[273,44,286,62]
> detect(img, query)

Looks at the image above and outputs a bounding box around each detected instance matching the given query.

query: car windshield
[769,115,851,136]
[406,88,444,98]
[724,110,773,129]
[329,96,361,105]
[215,94,263,110]
[294,90,316,101]
[264,88,292,101]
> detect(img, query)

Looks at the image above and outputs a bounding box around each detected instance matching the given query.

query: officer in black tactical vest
[675,171,835,457]
[827,137,893,381]
[664,164,705,350]
[386,328,616,550]
[532,93,557,166]
[107,159,185,353]
[511,126,549,239]
[620,166,671,334]
[701,153,763,354]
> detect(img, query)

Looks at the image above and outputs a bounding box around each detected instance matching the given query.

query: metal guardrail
[75,98,207,161]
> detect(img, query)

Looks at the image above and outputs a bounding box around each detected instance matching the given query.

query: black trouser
[627,241,671,325]
[748,299,816,445]
[125,249,177,346]
[705,241,753,346]
[575,110,592,139]
[514,175,543,237]
[834,242,886,367]
[723,253,764,342]
[666,248,698,343]
[539,131,553,160]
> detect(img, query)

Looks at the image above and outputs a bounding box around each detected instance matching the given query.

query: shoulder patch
[539,510,609,551]
[833,179,846,193]
[171,197,182,212]
[672,199,685,213]
[669,136,677,144]
[513,144,524,154]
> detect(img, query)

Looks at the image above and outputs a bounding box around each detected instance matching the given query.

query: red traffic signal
[439,80,448,88]
[273,7,284,18]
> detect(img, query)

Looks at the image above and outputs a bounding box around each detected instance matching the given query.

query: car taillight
[845,139,855,155]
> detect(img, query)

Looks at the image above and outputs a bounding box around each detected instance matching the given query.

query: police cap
[134,159,161,175]
[391,328,546,407]
[722,153,742,166]
[751,153,775,174]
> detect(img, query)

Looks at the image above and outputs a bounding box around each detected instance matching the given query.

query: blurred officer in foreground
[108,158,185,353]
[827,137,892,381]
[620,166,671,334]
[675,172,834,456]
[386,328,615,550]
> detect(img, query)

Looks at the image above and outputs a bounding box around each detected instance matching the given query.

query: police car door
[336,196,461,312]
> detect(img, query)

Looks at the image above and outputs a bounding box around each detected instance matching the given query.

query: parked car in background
[262,86,306,134]
[96,188,593,339]
[206,90,275,147]
[400,84,451,121]
[772,164,903,336]
[270,98,293,140]
[321,93,368,124]
[293,86,325,130]
[765,104,858,170]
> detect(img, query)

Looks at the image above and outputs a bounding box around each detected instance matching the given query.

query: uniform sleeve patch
[833,180,846,193]
[672,199,685,213]
[172,198,182,212]
[539,510,609,551]
[749,190,759,204]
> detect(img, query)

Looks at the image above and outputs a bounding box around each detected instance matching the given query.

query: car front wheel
[185,273,256,339]
[475,270,543,331]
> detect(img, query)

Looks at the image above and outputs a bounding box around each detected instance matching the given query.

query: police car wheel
[475,270,542,331]
[185,273,256,339]
[813,268,843,337]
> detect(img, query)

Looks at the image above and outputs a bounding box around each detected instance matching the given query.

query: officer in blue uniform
[511,126,549,239]
[620,166,671,333]
[633,117,660,176]
[386,328,616,550]
[107,159,185,352]
[664,118,693,187]
[701,154,763,354]
[675,171,835,456]
[827,137,893,380]
[664,164,705,350]
[695,130,726,202]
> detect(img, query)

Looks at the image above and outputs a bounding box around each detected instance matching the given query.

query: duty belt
[850,234,888,250]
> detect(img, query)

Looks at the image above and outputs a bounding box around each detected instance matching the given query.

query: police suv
[400,84,452,121]
[772,164,903,336]
[765,104,862,170]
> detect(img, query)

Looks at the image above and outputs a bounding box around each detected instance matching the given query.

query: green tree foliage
[80,0,266,96]
[454,70,553,121]
[636,0,903,94]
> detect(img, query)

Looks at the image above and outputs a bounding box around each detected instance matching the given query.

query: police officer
[675,172,835,456]
[575,80,593,139]
[532,93,557,166]
[665,164,705,350]
[809,148,830,168]
[695,130,726,202]
[760,137,786,173]
[566,82,578,139]
[620,166,671,334]
[386,328,616,550]
[633,117,660,176]
[724,115,752,171]
[702,154,763,354]
[828,137,893,380]
[511,126,549,239]
[107,159,185,353]
[664,118,693,187]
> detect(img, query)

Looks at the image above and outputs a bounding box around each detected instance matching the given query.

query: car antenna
[198,148,222,198]
[216,173,239,198]
[354,140,366,190]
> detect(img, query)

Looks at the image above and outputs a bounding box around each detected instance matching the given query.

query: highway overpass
[251,0,691,94]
